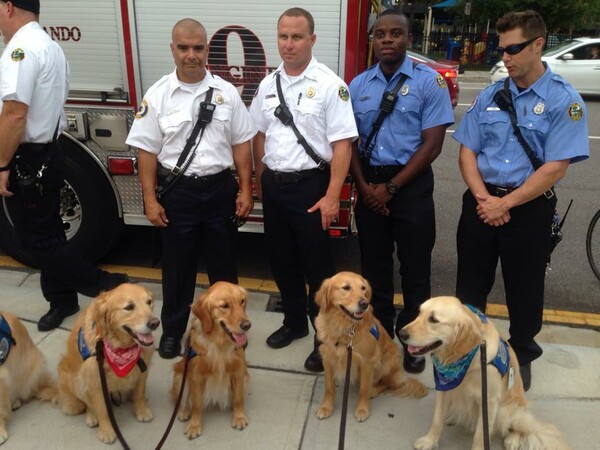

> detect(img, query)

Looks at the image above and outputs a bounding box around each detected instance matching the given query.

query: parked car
[489,37,600,95]
[408,49,460,108]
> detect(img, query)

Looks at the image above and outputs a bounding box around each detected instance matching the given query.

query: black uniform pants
[261,168,335,332]
[456,189,554,365]
[6,143,125,309]
[355,167,435,338]
[158,172,239,339]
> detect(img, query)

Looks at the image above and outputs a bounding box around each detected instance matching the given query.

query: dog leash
[480,340,491,450]
[154,337,192,450]
[338,324,356,450]
[96,339,132,450]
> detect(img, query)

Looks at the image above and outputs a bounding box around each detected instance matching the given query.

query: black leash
[338,325,355,450]
[95,339,131,450]
[480,340,490,450]
[155,337,192,450]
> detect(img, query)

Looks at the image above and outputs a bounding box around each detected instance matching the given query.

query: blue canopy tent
[432,0,457,8]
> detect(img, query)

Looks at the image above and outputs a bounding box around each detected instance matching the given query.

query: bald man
[126,19,256,358]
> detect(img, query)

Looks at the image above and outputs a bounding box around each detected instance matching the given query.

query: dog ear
[93,290,111,333]
[449,306,482,359]
[192,291,213,334]
[315,277,333,311]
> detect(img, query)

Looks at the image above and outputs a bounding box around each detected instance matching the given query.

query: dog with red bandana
[56,283,159,444]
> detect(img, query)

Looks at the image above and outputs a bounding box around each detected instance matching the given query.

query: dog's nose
[148,317,160,330]
[398,328,409,342]
[358,299,369,311]
[240,320,251,331]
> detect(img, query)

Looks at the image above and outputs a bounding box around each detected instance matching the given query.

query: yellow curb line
[2,257,598,328]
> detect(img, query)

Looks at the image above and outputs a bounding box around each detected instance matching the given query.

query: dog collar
[432,344,479,391]
[0,315,16,365]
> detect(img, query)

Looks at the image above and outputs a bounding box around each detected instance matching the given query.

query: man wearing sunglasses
[452,10,589,391]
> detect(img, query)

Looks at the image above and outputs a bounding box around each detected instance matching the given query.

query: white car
[489,37,600,95]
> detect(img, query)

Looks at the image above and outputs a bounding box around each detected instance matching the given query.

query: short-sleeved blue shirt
[349,56,454,166]
[453,66,589,187]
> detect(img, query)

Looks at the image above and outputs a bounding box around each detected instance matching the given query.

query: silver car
[489,37,600,95]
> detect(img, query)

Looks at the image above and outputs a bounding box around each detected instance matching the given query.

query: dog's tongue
[233,333,248,346]
[407,345,421,355]
[136,333,154,346]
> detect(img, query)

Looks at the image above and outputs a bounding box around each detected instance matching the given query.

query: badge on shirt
[338,85,349,101]
[401,84,409,96]
[135,99,148,119]
[533,102,545,115]
[11,48,25,62]
[568,102,583,121]
[215,94,224,105]
[306,86,316,98]
[436,74,447,89]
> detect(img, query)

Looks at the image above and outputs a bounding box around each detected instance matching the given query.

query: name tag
[265,94,276,99]
[486,106,501,111]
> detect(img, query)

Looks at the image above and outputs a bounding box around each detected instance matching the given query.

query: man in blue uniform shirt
[349,10,454,373]
[453,10,589,391]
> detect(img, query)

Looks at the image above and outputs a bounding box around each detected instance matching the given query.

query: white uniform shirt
[0,21,69,143]
[126,70,256,176]
[249,57,357,172]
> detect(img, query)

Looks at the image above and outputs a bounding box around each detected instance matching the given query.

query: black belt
[157,165,229,190]
[364,164,404,182]
[264,167,327,185]
[485,183,517,198]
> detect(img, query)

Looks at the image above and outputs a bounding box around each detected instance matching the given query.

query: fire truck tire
[0,141,123,268]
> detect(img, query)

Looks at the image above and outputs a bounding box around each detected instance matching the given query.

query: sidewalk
[1,267,599,449]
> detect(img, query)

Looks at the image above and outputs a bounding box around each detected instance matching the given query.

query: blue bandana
[432,305,511,391]
[432,344,480,391]
[0,315,16,365]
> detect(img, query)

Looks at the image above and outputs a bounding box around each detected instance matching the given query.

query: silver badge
[401,84,410,96]
[533,102,545,115]
[0,337,8,361]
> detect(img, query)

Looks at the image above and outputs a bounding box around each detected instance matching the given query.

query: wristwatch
[386,181,399,194]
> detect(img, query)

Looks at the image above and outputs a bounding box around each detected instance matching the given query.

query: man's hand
[236,190,254,218]
[358,182,390,216]
[308,194,339,230]
[144,198,168,227]
[0,171,13,197]
[475,193,511,226]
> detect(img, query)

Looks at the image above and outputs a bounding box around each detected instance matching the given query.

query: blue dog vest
[0,315,17,365]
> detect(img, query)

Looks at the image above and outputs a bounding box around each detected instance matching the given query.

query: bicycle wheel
[586,209,600,281]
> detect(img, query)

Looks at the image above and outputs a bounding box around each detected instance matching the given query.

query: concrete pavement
[1,267,599,449]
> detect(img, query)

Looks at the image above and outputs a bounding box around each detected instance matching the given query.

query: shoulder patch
[436,74,447,89]
[568,102,583,121]
[467,95,478,113]
[11,48,25,62]
[135,99,149,119]
[338,85,350,101]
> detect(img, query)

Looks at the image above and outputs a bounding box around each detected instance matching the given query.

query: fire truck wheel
[0,140,123,267]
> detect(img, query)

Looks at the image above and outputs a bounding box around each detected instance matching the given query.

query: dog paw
[0,427,7,446]
[11,399,22,411]
[316,404,333,420]
[177,409,191,422]
[135,407,154,423]
[354,406,370,422]
[414,435,438,450]
[184,423,202,440]
[85,411,99,428]
[232,414,248,430]
[98,426,117,444]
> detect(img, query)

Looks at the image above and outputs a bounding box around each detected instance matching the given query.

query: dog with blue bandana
[398,296,569,450]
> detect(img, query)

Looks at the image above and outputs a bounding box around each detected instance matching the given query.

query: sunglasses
[496,36,540,56]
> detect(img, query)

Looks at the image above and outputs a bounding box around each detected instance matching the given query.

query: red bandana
[103,340,142,378]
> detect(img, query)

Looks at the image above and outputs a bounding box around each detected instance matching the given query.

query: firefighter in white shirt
[0,0,128,332]
[250,7,357,372]
[126,18,255,359]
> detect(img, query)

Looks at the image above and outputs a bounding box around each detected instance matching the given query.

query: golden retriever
[171,281,251,439]
[57,283,159,444]
[0,311,57,445]
[399,296,569,450]
[314,271,428,422]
